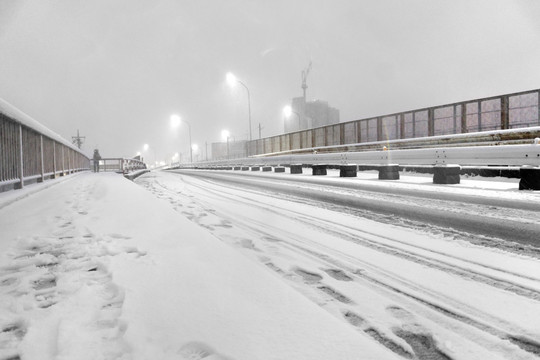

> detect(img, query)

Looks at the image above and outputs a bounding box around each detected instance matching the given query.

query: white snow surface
[0,172,399,360]
[1,170,540,360]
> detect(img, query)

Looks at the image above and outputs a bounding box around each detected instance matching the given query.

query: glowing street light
[170,114,193,163]
[283,105,301,130]
[170,114,181,129]
[225,72,252,143]
[143,143,149,151]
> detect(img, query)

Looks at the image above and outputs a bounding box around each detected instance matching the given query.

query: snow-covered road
[1,169,539,360]
[137,169,540,360]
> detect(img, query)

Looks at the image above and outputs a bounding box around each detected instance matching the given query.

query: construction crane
[72,129,85,149]
[301,61,312,101]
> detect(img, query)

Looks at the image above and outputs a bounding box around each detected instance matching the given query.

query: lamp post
[142,143,157,167]
[221,129,230,159]
[170,114,193,163]
[283,105,301,131]
[226,72,252,144]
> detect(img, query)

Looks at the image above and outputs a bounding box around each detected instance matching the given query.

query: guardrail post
[500,96,510,130]
[38,135,44,182]
[15,124,24,189]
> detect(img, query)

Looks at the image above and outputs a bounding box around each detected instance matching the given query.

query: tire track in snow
[138,172,540,359]
[178,174,540,303]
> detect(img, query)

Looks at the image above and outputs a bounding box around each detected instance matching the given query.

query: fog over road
[136,170,540,360]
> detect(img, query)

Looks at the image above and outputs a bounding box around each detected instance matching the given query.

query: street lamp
[221,129,230,159]
[142,144,156,166]
[170,114,193,163]
[283,105,301,131]
[226,72,252,143]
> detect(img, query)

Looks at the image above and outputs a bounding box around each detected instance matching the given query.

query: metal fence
[248,88,540,155]
[1,107,90,191]
[95,158,147,174]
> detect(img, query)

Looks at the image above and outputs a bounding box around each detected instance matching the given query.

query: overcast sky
[1,0,539,161]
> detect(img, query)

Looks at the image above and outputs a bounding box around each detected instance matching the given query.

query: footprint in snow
[178,341,234,360]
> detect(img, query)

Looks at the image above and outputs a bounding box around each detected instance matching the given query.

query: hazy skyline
[1,0,540,162]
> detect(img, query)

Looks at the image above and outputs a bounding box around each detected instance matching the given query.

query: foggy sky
[1,0,540,162]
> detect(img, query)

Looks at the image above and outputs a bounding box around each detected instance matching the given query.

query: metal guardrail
[177,140,540,169]
[96,158,147,174]
[0,98,90,191]
[247,88,540,156]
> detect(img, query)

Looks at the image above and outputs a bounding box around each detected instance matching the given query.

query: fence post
[461,104,467,133]
[428,108,434,136]
[16,124,24,189]
[61,146,65,176]
[39,135,44,182]
[478,101,482,131]
[400,114,405,139]
[377,117,382,141]
[501,95,509,130]
[53,141,57,178]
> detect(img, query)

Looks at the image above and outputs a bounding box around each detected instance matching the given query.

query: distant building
[211,140,247,160]
[284,97,339,133]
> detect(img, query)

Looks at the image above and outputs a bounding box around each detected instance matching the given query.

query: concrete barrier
[312,165,327,176]
[433,165,461,184]
[290,165,303,174]
[340,165,357,177]
[519,167,540,190]
[378,165,400,180]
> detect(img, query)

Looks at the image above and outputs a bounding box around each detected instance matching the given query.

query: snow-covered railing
[0,98,90,191]
[98,158,147,174]
[177,141,540,169]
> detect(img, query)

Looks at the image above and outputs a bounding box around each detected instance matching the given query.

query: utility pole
[72,129,85,149]
[205,141,208,161]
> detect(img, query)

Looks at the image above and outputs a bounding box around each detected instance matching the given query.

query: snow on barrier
[173,138,540,189]
[97,157,148,180]
[0,98,90,192]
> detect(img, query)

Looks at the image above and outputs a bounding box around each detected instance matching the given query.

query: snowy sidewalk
[0,172,399,360]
